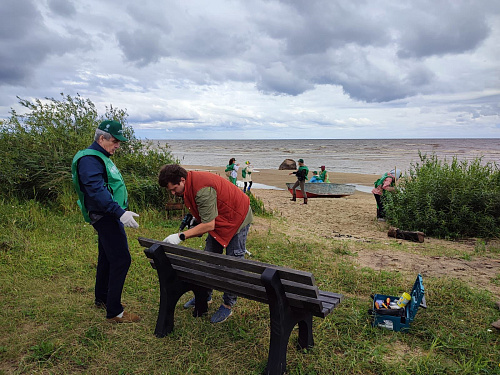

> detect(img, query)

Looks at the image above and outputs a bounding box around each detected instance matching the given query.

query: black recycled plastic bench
[139,237,344,375]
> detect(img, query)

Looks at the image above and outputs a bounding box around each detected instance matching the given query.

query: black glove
[179,213,198,231]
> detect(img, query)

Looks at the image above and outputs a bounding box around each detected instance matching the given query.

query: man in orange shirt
[158,164,253,323]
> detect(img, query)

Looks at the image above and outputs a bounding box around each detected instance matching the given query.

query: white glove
[119,211,139,228]
[163,233,182,245]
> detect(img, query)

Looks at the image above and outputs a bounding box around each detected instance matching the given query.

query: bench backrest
[139,237,342,318]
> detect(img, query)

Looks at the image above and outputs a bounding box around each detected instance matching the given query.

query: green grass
[1,200,499,374]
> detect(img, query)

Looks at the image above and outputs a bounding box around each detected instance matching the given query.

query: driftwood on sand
[388,227,425,243]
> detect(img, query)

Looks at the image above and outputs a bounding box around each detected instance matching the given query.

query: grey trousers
[292,180,307,198]
[204,224,250,306]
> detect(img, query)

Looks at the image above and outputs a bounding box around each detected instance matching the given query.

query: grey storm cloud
[48,0,77,17]
[244,0,498,101]
[0,0,90,86]
[116,29,170,67]
[256,62,313,96]
[0,0,499,135]
[256,1,390,55]
[396,1,494,59]
[112,0,496,102]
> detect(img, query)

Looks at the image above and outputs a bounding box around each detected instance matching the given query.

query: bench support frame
[261,267,314,375]
[146,243,317,375]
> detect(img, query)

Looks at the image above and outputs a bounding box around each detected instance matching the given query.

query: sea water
[154,138,500,176]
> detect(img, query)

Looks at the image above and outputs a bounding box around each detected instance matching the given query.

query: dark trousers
[374,194,385,218]
[92,216,131,318]
[243,181,253,192]
[292,180,307,198]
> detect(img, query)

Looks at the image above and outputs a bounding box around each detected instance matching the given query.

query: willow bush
[0,94,177,210]
[384,153,500,239]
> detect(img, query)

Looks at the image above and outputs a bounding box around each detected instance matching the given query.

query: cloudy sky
[1,0,499,139]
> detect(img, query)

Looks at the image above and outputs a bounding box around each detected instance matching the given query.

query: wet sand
[182,164,380,190]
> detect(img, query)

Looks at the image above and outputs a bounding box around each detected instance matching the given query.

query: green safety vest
[297,166,309,180]
[242,167,252,178]
[374,172,395,188]
[319,170,330,183]
[71,149,128,223]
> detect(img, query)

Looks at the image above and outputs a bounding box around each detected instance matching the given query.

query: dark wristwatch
[179,233,186,241]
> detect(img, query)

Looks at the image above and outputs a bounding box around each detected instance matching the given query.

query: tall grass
[384,153,500,239]
[0,199,499,374]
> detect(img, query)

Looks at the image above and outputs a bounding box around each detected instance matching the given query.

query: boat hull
[286,182,356,198]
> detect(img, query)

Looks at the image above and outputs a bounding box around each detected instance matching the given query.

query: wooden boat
[286,182,356,198]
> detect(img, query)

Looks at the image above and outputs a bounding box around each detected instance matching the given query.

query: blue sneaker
[183,295,212,309]
[210,304,232,323]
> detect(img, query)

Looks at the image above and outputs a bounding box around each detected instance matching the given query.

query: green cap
[98,120,128,142]
[298,158,304,163]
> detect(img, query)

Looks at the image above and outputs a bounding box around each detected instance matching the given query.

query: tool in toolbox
[369,274,427,332]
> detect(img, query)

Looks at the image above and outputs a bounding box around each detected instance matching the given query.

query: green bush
[384,153,500,239]
[0,94,177,210]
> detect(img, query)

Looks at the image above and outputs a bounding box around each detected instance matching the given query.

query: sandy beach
[182,164,380,188]
[183,165,500,299]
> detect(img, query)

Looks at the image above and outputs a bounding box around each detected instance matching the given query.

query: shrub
[0,94,177,210]
[384,153,500,239]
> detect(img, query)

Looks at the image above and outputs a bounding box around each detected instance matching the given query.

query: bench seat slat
[140,237,315,285]
[141,238,344,318]
[319,290,345,300]
[149,254,320,299]
[171,264,329,317]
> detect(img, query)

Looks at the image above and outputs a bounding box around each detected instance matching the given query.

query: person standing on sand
[372,168,401,222]
[159,164,253,324]
[242,161,253,193]
[289,158,309,204]
[225,158,239,185]
[71,120,140,324]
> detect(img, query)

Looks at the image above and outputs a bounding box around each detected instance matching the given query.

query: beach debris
[388,227,425,243]
[279,159,297,170]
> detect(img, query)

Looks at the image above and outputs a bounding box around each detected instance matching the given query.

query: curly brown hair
[158,164,188,187]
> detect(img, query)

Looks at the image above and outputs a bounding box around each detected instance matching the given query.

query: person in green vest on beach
[289,158,309,204]
[72,120,140,324]
[319,165,330,182]
[225,158,239,185]
[371,168,401,222]
[242,160,253,193]
[309,171,323,183]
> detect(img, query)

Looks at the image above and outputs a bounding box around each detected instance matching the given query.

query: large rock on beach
[279,159,297,170]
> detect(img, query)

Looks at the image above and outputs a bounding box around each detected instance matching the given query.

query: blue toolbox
[371,274,427,332]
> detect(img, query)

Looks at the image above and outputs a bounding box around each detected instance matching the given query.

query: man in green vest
[72,120,140,323]
[289,158,309,204]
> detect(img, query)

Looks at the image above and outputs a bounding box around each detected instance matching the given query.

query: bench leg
[146,244,211,336]
[146,244,190,337]
[155,278,187,337]
[297,314,314,350]
[192,287,210,317]
[261,268,314,375]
